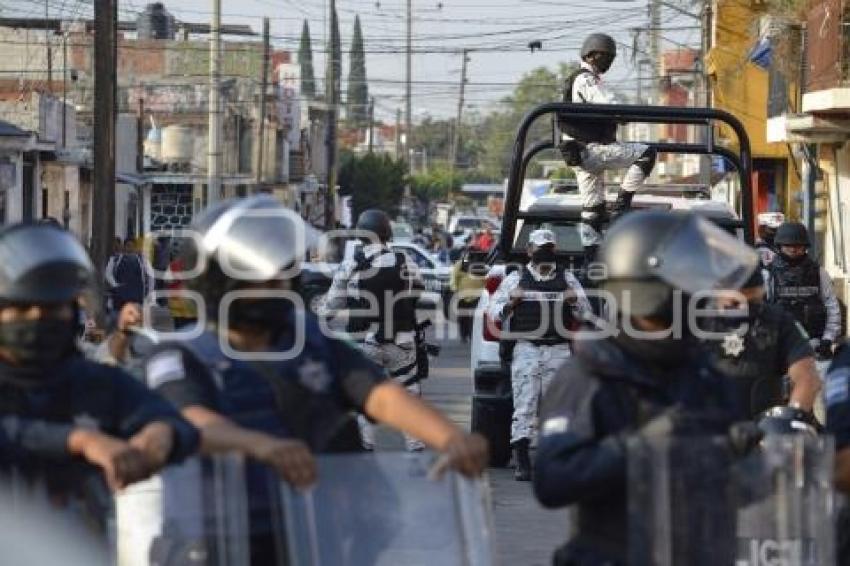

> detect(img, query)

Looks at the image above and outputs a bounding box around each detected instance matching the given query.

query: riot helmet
[598,210,759,319]
[182,195,318,326]
[0,224,94,370]
[0,224,93,304]
[773,222,810,247]
[356,209,393,243]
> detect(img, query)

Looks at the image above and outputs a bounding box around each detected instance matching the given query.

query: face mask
[594,54,614,73]
[614,317,693,369]
[711,300,762,331]
[228,297,295,331]
[0,319,76,369]
[531,247,557,265]
[780,252,807,266]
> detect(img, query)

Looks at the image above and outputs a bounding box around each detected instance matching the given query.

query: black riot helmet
[0,223,93,304]
[773,222,810,247]
[356,209,393,243]
[598,210,759,319]
[182,195,318,319]
[580,33,617,60]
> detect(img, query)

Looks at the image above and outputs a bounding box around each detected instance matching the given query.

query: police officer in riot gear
[701,268,821,418]
[0,223,198,502]
[533,211,750,565]
[559,33,657,256]
[767,222,841,359]
[321,208,427,451]
[146,196,488,564]
[489,229,591,481]
[755,211,784,267]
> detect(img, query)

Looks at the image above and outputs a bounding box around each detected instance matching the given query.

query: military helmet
[580,33,617,59]
[773,221,810,247]
[356,209,393,243]
[598,210,758,318]
[0,224,93,304]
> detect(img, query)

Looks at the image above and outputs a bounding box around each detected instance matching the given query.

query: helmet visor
[649,215,758,295]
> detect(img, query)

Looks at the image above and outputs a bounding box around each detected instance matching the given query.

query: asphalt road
[371,317,569,565]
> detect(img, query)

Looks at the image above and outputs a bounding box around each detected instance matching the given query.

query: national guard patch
[542,416,569,436]
[825,367,850,407]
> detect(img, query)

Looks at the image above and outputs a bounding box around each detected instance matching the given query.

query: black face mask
[780,252,807,266]
[710,300,762,332]
[614,318,694,369]
[593,54,614,74]
[531,247,557,265]
[0,319,77,370]
[228,297,295,332]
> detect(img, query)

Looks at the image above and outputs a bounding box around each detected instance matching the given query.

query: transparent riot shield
[627,435,835,566]
[280,451,495,566]
[115,454,250,566]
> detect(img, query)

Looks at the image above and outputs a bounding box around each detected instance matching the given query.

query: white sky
[4,0,703,122]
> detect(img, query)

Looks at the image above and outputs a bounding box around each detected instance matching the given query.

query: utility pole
[45,0,52,89]
[61,30,67,147]
[395,108,401,158]
[368,97,375,153]
[649,0,661,104]
[208,0,223,205]
[92,0,116,280]
[324,0,339,229]
[699,0,713,187]
[405,0,412,174]
[256,17,270,188]
[449,49,469,196]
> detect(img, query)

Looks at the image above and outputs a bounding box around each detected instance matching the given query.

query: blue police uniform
[144,310,388,556]
[0,354,199,506]
[824,344,850,566]
[533,334,742,566]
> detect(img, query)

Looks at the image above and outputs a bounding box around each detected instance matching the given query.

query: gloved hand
[727,421,763,457]
[815,339,834,359]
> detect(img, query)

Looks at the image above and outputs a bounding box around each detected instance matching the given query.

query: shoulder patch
[146,350,186,389]
[541,416,570,436]
[825,367,850,407]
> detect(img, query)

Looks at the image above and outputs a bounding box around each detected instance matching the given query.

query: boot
[610,189,635,222]
[513,438,532,482]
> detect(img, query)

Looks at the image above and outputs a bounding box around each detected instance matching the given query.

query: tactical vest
[558,68,617,144]
[705,312,785,417]
[348,249,417,341]
[770,255,827,338]
[507,267,576,345]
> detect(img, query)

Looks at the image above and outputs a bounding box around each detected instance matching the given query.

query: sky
[3,0,703,123]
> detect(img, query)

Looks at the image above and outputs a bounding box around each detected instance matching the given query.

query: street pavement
[375,317,567,565]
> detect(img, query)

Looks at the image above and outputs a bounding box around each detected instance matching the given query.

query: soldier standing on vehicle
[489,229,591,481]
[533,211,752,565]
[0,224,198,511]
[701,268,821,418]
[559,33,657,256]
[146,197,487,563]
[320,208,428,451]
[755,211,784,267]
[766,222,841,359]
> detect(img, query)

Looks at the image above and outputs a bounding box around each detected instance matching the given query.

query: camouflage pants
[357,340,424,451]
[511,341,571,445]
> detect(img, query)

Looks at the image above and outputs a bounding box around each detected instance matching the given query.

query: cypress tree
[298,20,316,98]
[347,16,369,127]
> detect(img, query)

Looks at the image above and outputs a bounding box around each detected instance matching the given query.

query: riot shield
[115,454,250,566]
[280,451,495,566]
[628,435,835,566]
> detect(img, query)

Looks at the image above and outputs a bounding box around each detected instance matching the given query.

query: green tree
[346,16,369,127]
[338,151,407,218]
[475,63,578,180]
[298,20,316,99]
